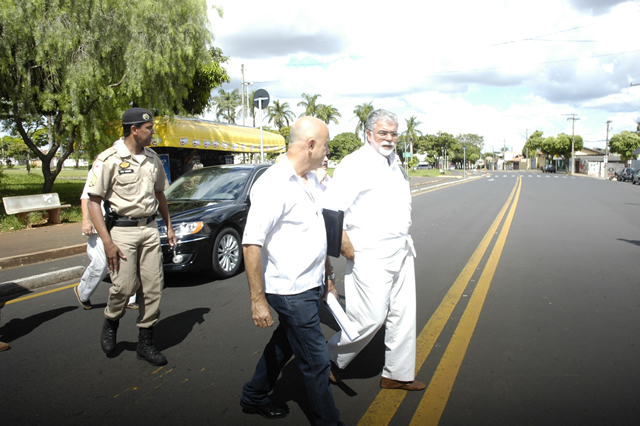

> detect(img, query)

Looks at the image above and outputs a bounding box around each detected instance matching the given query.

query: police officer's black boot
[100,318,119,354]
[136,327,167,366]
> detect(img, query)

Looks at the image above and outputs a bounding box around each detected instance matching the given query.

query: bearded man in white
[324,109,425,391]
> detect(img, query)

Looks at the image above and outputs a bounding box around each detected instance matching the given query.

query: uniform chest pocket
[115,173,140,198]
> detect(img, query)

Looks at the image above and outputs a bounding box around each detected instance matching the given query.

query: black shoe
[240,400,288,419]
[100,318,119,354]
[136,327,167,366]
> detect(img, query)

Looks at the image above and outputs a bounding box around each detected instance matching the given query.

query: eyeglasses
[374,130,399,138]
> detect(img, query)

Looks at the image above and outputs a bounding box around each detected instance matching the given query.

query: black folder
[322,209,344,258]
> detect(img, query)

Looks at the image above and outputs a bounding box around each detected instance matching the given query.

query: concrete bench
[2,193,71,226]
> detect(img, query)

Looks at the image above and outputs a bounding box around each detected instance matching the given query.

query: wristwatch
[326,266,335,281]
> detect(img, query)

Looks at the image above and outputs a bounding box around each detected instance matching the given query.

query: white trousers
[77,234,136,305]
[328,243,417,381]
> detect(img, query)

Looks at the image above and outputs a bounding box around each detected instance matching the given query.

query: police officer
[88,107,177,365]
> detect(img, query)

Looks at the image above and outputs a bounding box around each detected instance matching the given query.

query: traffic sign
[253,89,270,109]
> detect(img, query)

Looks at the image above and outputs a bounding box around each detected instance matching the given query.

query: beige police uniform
[89,142,169,328]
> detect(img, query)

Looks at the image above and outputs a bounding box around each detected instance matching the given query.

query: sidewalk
[0,222,87,269]
[0,173,475,297]
[0,222,88,297]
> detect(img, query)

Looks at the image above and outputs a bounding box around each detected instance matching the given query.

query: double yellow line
[360,176,522,426]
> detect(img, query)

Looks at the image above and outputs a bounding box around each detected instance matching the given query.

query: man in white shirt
[240,117,343,425]
[325,109,425,391]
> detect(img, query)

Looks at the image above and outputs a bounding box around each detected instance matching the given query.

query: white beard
[377,143,395,157]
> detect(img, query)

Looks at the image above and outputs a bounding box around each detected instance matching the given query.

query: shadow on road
[154,307,211,351]
[618,238,640,247]
[0,306,77,343]
[266,313,387,421]
[105,307,211,357]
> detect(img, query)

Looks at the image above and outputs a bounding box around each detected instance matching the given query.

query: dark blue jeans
[241,286,341,426]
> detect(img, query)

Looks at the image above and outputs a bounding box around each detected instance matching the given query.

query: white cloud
[205,0,640,152]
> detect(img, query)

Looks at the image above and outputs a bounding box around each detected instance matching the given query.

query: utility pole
[501,139,507,170]
[525,128,529,170]
[564,113,580,174]
[241,65,247,126]
[605,120,612,179]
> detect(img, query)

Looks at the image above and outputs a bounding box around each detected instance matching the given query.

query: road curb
[0,266,85,297]
[0,243,86,270]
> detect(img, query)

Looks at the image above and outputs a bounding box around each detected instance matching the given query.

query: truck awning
[151,116,286,154]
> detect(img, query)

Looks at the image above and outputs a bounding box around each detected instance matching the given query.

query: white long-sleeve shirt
[243,158,327,295]
[324,142,413,256]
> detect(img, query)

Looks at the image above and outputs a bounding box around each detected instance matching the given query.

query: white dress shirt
[243,159,327,295]
[324,142,413,256]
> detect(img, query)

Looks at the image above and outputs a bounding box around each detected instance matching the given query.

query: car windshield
[165,167,250,201]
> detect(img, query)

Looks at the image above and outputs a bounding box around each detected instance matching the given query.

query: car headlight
[158,222,204,238]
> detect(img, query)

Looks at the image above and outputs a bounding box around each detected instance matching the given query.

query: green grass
[408,168,446,177]
[0,167,87,233]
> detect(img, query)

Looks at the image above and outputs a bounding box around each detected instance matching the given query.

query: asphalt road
[2,170,640,425]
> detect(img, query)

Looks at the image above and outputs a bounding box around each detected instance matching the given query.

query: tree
[2,135,30,167]
[353,102,374,143]
[401,116,423,160]
[316,104,341,125]
[329,132,361,161]
[279,126,291,146]
[456,134,485,151]
[247,89,257,127]
[450,133,483,168]
[522,130,545,158]
[0,0,228,193]
[417,132,458,169]
[212,89,242,124]
[181,47,231,116]
[554,133,584,172]
[297,93,321,117]
[609,131,640,162]
[267,100,296,132]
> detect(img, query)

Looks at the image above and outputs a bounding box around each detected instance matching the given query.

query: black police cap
[122,108,154,125]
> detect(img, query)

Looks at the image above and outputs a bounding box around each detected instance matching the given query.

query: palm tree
[247,89,257,127]
[403,116,423,158]
[212,88,242,124]
[267,100,296,132]
[316,104,341,125]
[297,93,321,117]
[353,101,374,143]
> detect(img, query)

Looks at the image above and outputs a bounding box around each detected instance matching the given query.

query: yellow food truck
[151,116,286,182]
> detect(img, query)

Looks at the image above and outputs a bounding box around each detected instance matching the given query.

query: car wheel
[210,227,243,279]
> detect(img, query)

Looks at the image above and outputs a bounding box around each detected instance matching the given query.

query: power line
[490,23,595,46]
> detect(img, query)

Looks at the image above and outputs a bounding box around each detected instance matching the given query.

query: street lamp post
[463,145,466,179]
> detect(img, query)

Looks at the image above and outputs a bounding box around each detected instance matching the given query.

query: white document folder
[326,293,360,342]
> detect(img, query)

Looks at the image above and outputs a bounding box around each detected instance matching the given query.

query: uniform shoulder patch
[88,173,98,187]
[96,146,118,162]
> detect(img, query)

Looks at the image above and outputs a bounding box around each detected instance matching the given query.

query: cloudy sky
[204,0,640,153]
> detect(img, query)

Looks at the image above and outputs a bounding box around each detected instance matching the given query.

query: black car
[616,168,636,182]
[156,163,270,278]
[543,164,556,173]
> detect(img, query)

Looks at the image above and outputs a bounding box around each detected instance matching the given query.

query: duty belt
[112,215,156,227]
